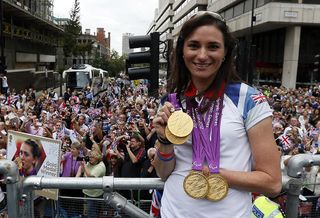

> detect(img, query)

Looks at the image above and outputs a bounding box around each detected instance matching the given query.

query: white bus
[62,64,103,91]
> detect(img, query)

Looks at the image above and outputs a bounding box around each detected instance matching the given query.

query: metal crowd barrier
[0,159,164,218]
[284,154,320,218]
[2,154,320,218]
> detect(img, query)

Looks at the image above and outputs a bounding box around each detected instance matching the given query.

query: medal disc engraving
[165,126,189,144]
[206,174,228,201]
[183,172,209,199]
[167,111,193,137]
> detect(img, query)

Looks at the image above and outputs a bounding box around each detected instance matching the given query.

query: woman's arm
[153,102,176,181]
[220,117,282,197]
[76,164,83,177]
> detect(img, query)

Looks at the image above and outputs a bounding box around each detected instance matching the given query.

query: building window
[257,0,266,7]
[244,0,253,13]
[225,8,234,20]
[303,0,320,3]
[234,2,244,17]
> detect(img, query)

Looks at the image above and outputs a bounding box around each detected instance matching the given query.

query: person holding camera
[76,149,106,217]
[119,133,146,200]
[59,141,84,217]
[61,141,83,177]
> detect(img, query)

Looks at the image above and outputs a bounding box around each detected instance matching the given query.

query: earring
[222,57,225,62]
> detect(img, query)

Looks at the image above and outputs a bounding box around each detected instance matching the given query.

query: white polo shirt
[161,83,273,218]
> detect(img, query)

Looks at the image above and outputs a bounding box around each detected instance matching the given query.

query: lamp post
[247,0,256,85]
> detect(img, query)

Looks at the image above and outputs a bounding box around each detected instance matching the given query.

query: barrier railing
[0,160,164,218]
[284,154,320,218]
[1,155,320,218]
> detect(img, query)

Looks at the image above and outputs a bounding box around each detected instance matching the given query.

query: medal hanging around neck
[202,97,228,201]
[165,93,193,144]
[183,106,208,199]
[183,96,228,201]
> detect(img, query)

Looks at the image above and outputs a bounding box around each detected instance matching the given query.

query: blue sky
[53,0,158,55]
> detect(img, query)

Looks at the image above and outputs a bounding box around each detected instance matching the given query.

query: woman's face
[88,155,99,165]
[70,147,79,157]
[20,142,36,170]
[183,25,226,86]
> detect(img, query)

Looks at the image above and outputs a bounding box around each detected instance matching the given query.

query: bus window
[66,71,90,90]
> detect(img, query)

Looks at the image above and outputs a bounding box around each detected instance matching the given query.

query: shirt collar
[183,81,225,99]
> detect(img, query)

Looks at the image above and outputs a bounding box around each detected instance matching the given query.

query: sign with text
[6,130,61,200]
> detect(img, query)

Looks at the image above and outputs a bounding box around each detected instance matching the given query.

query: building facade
[148,0,320,88]
[2,0,63,91]
[71,28,111,65]
[122,33,134,56]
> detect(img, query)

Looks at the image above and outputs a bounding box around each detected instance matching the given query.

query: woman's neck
[192,78,214,93]
[26,167,34,175]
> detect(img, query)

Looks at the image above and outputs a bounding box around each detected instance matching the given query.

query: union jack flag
[277,134,292,150]
[150,189,163,218]
[309,127,319,138]
[251,92,267,105]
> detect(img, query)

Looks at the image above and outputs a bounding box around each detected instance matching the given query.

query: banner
[6,130,61,200]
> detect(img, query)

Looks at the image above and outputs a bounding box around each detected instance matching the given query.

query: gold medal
[165,126,189,144]
[167,110,193,138]
[183,171,209,199]
[206,174,228,201]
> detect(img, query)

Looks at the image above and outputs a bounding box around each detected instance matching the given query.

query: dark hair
[168,11,241,96]
[24,139,42,159]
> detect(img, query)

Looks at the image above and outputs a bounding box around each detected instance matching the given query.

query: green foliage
[77,41,94,59]
[63,0,82,57]
[92,50,126,77]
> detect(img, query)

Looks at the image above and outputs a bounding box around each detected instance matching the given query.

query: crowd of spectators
[2,78,320,213]
[0,76,167,216]
[260,85,320,195]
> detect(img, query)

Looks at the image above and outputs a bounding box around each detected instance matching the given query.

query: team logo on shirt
[251,92,267,105]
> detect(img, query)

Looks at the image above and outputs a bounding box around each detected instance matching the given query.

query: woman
[76,149,106,217]
[16,139,41,177]
[152,11,281,217]
[61,141,83,177]
[60,141,83,218]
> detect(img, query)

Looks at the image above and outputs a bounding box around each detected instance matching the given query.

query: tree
[109,50,126,77]
[92,49,125,77]
[78,41,94,63]
[63,0,82,57]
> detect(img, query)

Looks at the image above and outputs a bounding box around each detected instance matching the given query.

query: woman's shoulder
[225,82,264,105]
[225,82,259,95]
[64,152,72,158]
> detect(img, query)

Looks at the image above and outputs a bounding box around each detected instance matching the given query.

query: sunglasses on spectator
[20,150,31,157]
[189,10,225,23]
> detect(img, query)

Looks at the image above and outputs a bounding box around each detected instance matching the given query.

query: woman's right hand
[152,101,175,139]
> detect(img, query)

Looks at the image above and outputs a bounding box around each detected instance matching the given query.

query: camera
[76,156,90,162]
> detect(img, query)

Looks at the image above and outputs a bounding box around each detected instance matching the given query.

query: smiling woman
[152,11,282,218]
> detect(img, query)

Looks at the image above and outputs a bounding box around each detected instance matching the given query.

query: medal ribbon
[168,93,204,169]
[190,107,206,171]
[187,96,224,173]
[203,97,223,173]
[168,93,181,110]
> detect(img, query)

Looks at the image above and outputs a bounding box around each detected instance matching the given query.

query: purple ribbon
[168,93,181,110]
[187,96,224,174]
